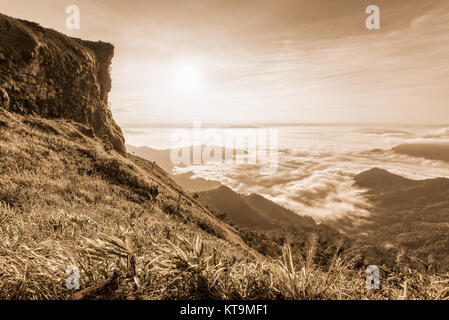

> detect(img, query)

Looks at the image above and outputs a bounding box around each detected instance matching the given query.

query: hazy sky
[1,0,449,127]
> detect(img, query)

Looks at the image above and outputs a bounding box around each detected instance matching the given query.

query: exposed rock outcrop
[0,13,125,154]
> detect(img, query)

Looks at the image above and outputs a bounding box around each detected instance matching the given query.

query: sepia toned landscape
[0,0,448,301]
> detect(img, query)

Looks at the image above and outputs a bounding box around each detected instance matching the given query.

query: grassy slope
[0,109,448,299]
[0,109,252,298]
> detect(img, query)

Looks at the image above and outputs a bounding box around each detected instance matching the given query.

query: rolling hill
[351,168,449,271]
[196,186,316,230]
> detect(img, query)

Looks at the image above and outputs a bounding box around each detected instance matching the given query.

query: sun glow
[172,62,204,94]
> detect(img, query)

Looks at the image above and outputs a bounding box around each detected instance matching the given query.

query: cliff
[0,13,125,154]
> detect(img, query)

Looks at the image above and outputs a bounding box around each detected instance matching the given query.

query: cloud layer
[172,125,449,221]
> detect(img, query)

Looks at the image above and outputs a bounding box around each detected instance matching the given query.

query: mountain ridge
[196,185,317,230]
[393,143,449,163]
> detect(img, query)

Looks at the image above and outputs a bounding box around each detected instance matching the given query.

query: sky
[1,0,449,127]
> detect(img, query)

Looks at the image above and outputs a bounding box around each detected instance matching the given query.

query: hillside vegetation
[352,168,449,272]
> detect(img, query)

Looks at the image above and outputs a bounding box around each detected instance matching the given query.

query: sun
[172,62,203,94]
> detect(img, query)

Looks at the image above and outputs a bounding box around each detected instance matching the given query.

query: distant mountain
[355,167,449,209]
[351,168,449,271]
[244,193,316,228]
[170,171,222,193]
[359,128,412,136]
[197,186,274,229]
[126,145,222,192]
[126,145,174,172]
[196,186,316,230]
[393,143,449,163]
[354,167,413,189]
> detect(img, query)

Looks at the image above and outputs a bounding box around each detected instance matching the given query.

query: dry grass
[0,109,448,300]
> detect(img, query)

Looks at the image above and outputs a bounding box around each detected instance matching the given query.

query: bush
[162,200,181,217]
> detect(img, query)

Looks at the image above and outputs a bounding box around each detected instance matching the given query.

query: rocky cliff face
[0,13,125,154]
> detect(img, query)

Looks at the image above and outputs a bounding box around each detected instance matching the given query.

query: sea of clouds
[172,125,449,221]
[126,125,449,221]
